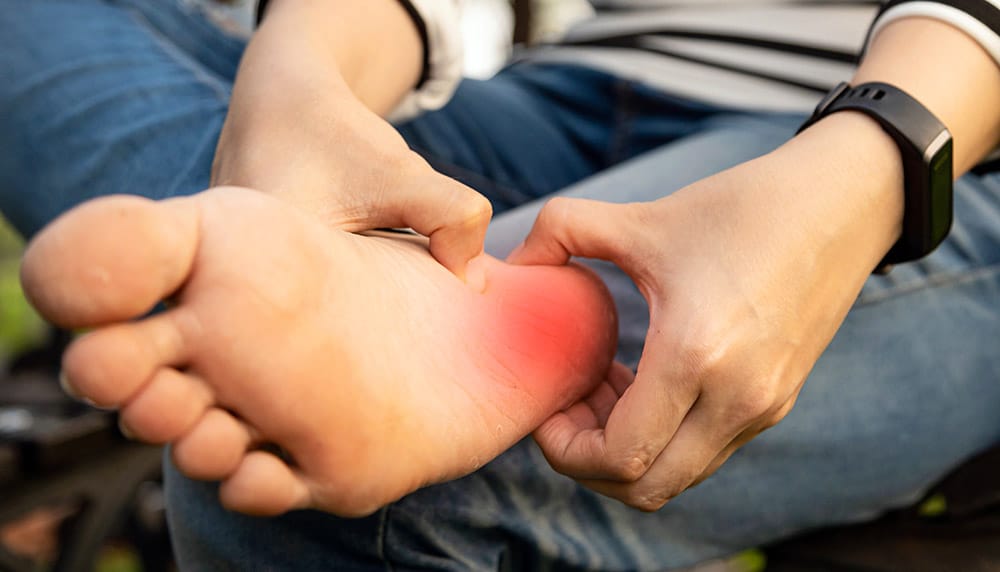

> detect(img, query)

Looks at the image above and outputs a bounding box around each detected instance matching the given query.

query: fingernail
[465,255,488,294]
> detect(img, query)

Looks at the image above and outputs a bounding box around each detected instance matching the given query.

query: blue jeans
[2,1,999,570]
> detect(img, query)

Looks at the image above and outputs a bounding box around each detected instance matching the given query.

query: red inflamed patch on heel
[482,262,618,407]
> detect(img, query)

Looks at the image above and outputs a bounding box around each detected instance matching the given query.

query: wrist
[212,84,416,209]
[771,111,905,269]
[258,0,423,116]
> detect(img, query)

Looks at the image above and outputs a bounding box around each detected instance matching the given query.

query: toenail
[58,370,109,410]
[117,417,137,440]
[58,370,83,400]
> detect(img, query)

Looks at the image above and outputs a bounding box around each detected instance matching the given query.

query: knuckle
[747,383,779,414]
[762,398,797,430]
[609,452,654,482]
[624,489,673,512]
[541,452,575,477]
[761,414,783,431]
[672,333,780,423]
[452,186,492,225]
[674,335,725,381]
[730,384,778,422]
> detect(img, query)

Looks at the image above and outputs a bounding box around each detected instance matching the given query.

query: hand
[212,92,491,278]
[210,0,491,279]
[509,113,905,510]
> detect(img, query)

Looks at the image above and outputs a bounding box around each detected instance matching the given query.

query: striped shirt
[523,0,1000,113]
[255,0,999,133]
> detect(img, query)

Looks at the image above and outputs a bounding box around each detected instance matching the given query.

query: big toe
[21,195,200,328]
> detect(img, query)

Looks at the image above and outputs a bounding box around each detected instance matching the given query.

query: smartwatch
[797,81,954,270]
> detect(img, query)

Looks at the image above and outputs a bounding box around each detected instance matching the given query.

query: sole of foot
[21,187,618,516]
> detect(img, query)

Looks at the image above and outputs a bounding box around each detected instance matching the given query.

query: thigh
[393,64,617,215]
[469,115,1000,569]
[0,0,245,239]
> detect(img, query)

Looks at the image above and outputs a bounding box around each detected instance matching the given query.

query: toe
[61,310,192,408]
[20,195,200,329]
[218,451,312,516]
[172,408,254,481]
[119,368,213,443]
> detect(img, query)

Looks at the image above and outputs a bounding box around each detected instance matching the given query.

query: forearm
[773,15,1000,271]
[248,0,423,116]
[853,16,1000,174]
[211,0,426,202]
[210,0,489,275]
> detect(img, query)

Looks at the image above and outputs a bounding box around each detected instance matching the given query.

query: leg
[166,112,999,570]
[0,0,244,239]
[395,63,723,214]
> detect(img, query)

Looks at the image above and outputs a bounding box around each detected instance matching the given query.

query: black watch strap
[798,82,950,153]
[798,81,954,270]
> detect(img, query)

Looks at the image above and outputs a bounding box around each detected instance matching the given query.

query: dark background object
[1,330,171,572]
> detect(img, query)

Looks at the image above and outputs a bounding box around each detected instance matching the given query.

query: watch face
[928,137,953,248]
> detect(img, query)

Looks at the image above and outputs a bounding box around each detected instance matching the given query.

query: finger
[537,332,698,482]
[389,172,492,278]
[532,362,636,478]
[588,361,636,426]
[533,385,618,475]
[566,382,620,430]
[418,180,492,280]
[506,198,641,268]
[687,431,753,491]
[600,384,793,508]
[690,396,797,488]
[607,361,636,397]
[577,396,744,511]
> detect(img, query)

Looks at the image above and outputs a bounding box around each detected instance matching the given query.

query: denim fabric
[393,64,721,213]
[2,1,998,571]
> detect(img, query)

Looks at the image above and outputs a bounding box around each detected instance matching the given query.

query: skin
[20,187,619,517]
[25,1,999,515]
[510,17,1000,510]
[212,0,492,280]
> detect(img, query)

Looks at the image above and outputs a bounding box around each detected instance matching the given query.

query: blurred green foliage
[731,549,767,572]
[918,493,948,518]
[95,544,143,572]
[0,215,46,368]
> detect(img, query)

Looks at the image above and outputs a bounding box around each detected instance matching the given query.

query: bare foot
[20,187,618,517]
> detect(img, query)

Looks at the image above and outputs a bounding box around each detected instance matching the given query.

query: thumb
[417,175,492,280]
[507,197,639,267]
[373,171,493,279]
